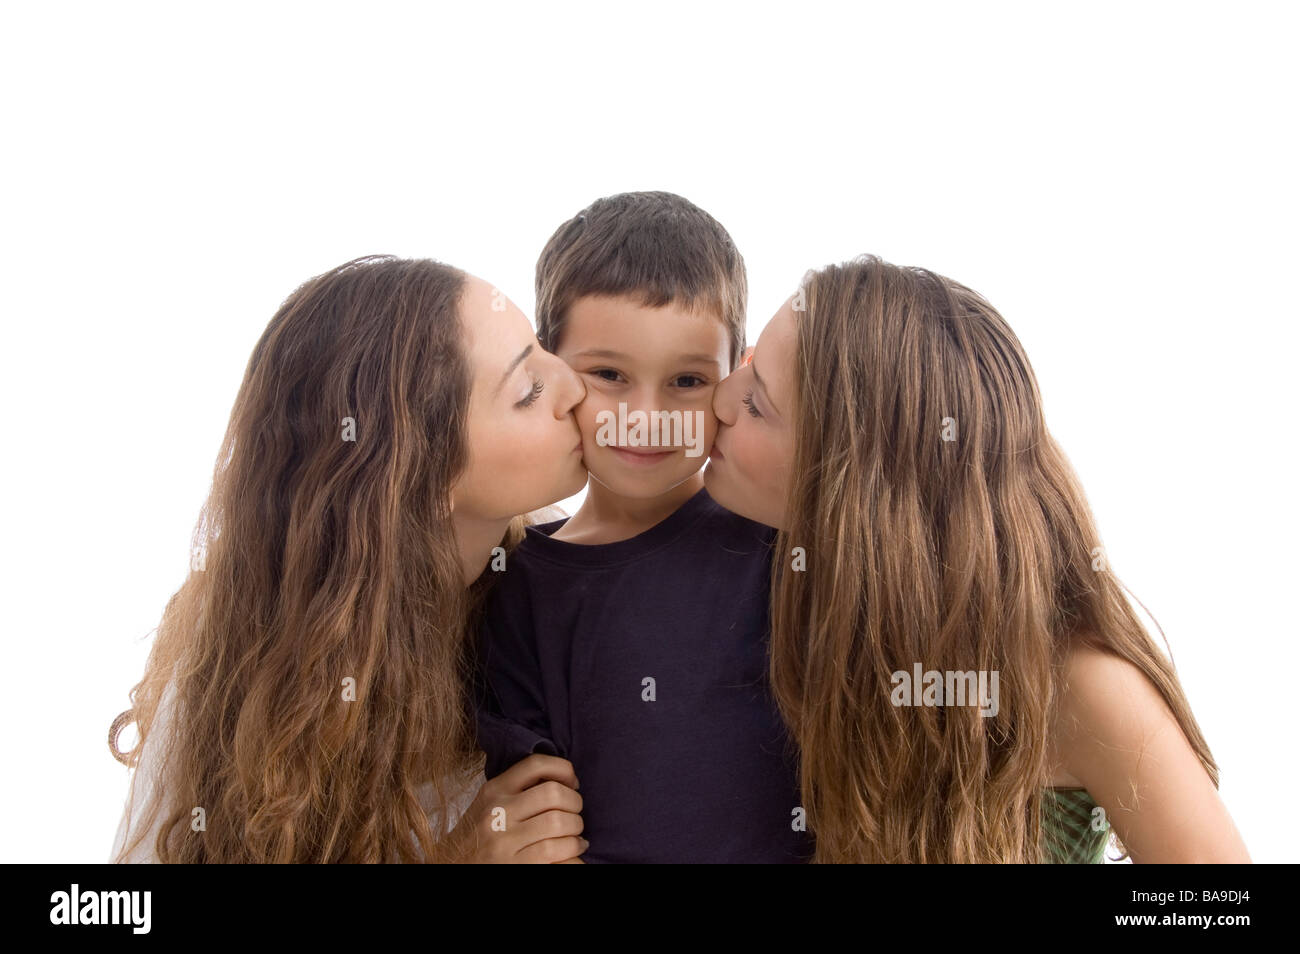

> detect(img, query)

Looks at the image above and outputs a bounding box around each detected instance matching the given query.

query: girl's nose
[713,366,745,426]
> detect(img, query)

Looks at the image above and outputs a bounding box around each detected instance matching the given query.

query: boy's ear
[741,346,754,367]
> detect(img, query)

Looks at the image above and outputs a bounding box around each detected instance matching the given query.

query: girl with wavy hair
[109,255,591,863]
[704,255,1250,863]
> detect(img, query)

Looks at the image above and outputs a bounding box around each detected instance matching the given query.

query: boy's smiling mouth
[609,446,676,466]
[592,403,708,459]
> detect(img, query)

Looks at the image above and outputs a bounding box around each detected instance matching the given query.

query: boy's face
[556,294,731,500]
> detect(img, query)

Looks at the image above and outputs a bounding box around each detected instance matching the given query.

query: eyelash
[742,390,761,418]
[517,378,544,408]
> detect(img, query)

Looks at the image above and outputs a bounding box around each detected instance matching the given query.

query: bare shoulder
[1050,636,1250,862]
[1048,640,1177,787]
[1056,641,1170,732]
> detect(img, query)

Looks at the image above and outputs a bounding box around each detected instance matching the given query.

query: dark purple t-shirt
[474,487,813,863]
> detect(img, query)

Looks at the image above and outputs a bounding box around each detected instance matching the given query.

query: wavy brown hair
[108,255,507,862]
[770,255,1218,863]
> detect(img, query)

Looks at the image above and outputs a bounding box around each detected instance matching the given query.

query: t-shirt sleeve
[474,581,559,780]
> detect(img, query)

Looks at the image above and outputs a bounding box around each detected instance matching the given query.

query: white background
[1,1,1294,862]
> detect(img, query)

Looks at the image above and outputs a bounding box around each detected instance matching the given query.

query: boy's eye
[589,369,623,383]
[742,389,762,418]
[671,374,707,388]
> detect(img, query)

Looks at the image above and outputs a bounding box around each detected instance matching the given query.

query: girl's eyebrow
[751,360,781,416]
[495,343,533,394]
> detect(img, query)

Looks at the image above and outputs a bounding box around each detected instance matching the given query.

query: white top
[110,681,484,862]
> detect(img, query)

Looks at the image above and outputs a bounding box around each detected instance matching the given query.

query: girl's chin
[702,462,732,504]
[552,469,587,501]
[703,468,781,528]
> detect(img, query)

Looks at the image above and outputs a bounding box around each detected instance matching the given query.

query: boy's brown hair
[535,191,747,369]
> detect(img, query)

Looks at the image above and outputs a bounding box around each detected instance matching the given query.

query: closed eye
[742,390,762,418]
[517,378,544,408]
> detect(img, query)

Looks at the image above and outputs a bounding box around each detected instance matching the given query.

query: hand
[450,753,588,863]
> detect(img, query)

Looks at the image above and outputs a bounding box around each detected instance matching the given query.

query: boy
[474,192,812,862]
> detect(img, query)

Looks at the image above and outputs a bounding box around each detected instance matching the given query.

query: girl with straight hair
[705,255,1250,863]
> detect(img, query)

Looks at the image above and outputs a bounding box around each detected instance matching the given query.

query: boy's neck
[554,472,705,545]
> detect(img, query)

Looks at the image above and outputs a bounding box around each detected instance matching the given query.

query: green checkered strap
[1042,787,1110,864]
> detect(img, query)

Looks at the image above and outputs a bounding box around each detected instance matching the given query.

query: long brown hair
[109,255,495,862]
[770,255,1218,862]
